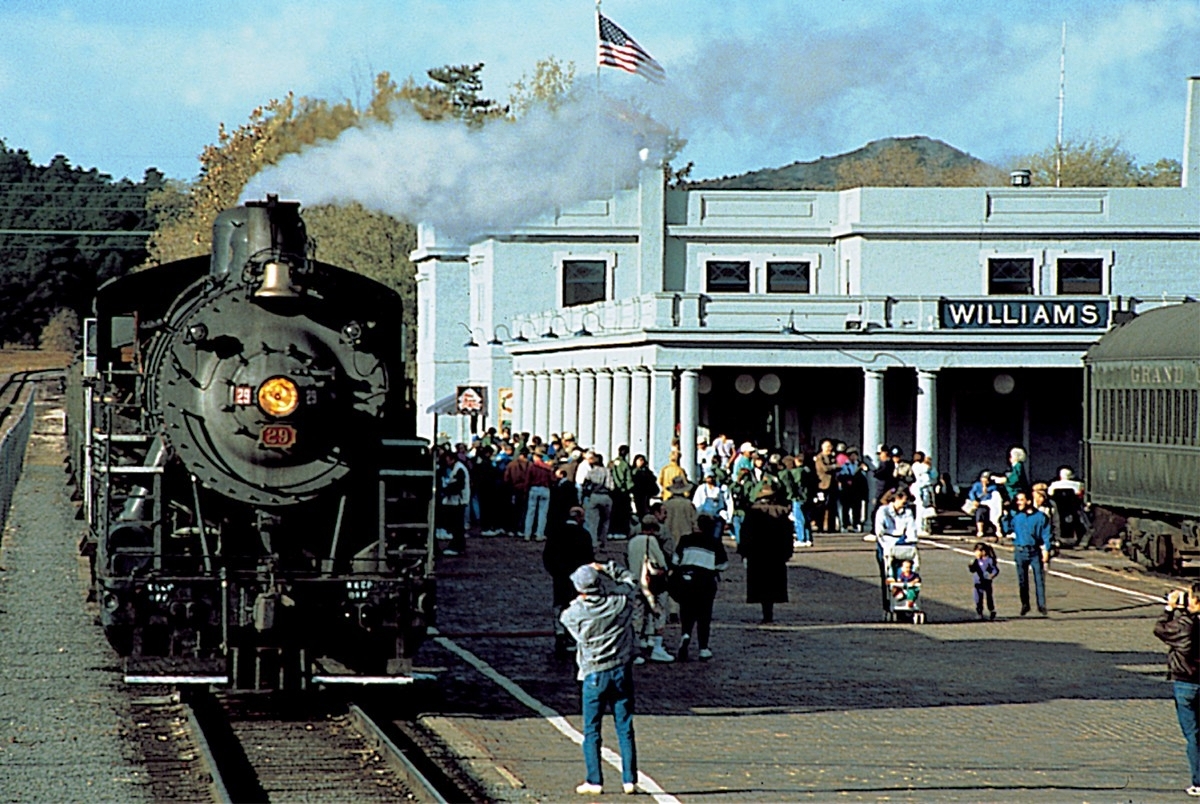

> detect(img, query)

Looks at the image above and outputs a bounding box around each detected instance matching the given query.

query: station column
[520,371,537,436]
[648,368,675,472]
[577,369,596,447]
[630,368,650,459]
[594,369,614,459]
[611,368,632,453]
[679,369,700,479]
[534,371,550,443]
[863,368,886,456]
[548,370,565,438]
[563,369,580,439]
[915,369,938,470]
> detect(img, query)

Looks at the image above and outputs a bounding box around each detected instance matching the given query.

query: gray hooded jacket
[559,561,638,681]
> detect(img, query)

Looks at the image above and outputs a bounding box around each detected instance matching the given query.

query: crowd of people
[429,427,1177,795]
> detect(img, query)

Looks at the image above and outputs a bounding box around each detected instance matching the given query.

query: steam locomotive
[71,197,435,690]
[1082,301,1200,573]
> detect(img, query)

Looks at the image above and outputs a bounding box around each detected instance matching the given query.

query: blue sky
[2,0,1198,183]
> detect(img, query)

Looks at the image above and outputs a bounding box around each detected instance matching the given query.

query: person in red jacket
[523,452,555,541]
[1155,582,1200,797]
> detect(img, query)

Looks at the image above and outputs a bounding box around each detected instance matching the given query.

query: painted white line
[921,538,1164,603]
[433,633,679,803]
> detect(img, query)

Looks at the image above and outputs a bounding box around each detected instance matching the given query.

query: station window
[766,261,811,293]
[1057,257,1103,295]
[562,259,607,307]
[706,260,751,293]
[987,257,1034,295]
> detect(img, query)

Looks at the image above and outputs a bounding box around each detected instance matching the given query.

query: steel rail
[179,700,234,804]
[347,704,450,804]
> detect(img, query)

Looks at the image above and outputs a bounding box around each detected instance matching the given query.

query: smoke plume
[241,95,668,244]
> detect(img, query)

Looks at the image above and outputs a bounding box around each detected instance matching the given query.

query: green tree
[399,63,508,126]
[0,142,162,345]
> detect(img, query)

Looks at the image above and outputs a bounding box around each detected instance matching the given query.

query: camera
[1167,589,1190,609]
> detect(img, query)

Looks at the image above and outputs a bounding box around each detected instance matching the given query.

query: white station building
[413,77,1200,487]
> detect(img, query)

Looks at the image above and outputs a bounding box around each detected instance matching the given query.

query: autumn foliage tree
[1014,136,1182,187]
[145,65,510,384]
[835,140,1005,189]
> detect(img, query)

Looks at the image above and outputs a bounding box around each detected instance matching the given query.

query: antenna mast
[1056,21,1066,188]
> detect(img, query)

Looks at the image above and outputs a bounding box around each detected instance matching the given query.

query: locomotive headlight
[257,376,300,417]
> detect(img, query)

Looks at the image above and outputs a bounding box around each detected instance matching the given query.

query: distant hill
[686,136,997,190]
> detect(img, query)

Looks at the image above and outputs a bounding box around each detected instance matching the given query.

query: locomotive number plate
[260,424,297,449]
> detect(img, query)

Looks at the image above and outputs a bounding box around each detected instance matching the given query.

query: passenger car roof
[1086,302,1200,361]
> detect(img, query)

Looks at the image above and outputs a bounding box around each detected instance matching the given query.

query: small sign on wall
[456,385,487,415]
[497,387,513,418]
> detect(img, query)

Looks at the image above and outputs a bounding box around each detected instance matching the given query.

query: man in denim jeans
[1003,491,1051,615]
[1156,583,1200,797]
[560,562,641,795]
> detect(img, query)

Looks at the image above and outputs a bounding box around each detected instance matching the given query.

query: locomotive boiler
[1082,301,1200,573]
[76,197,435,690]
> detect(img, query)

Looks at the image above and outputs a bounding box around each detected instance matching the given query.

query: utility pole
[1056,21,1066,188]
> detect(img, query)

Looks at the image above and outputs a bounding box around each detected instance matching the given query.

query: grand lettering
[941,300,1108,329]
[1129,365,1186,385]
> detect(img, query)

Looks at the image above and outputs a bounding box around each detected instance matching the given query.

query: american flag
[597,13,665,84]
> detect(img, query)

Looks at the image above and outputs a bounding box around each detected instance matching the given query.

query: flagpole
[595,0,602,95]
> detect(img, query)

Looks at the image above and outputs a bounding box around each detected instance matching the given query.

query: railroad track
[132,690,480,803]
[0,368,63,433]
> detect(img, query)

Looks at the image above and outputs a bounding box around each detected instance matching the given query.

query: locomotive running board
[311,672,436,685]
[124,675,230,685]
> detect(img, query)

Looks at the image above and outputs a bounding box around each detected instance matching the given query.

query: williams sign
[939,299,1109,329]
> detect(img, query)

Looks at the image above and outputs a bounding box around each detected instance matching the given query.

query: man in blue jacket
[560,562,641,795]
[1004,490,1052,615]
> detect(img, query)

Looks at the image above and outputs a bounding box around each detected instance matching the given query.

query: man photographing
[560,562,641,795]
[1155,582,1200,797]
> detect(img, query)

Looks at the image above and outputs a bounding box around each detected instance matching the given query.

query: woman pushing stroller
[874,490,920,619]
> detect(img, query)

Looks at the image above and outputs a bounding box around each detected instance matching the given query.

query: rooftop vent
[1010,169,1032,187]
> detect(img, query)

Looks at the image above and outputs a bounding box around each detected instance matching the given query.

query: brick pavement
[417,530,1189,802]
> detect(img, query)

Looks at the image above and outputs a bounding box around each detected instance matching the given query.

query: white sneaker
[633,655,646,665]
[863,533,876,542]
[698,647,713,660]
[1187,786,1200,797]
[576,782,603,795]
[623,782,639,794]
[649,646,675,663]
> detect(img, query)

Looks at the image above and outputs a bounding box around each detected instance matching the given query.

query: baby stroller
[882,541,926,624]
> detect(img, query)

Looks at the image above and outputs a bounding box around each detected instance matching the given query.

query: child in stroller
[884,544,925,623]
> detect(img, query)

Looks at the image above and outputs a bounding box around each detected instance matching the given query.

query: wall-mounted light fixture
[574,311,602,338]
[460,322,483,348]
[541,314,567,339]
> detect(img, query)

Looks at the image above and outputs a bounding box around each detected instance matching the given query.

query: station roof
[1086,301,1200,361]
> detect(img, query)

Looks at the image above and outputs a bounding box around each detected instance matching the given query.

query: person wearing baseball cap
[560,561,642,795]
